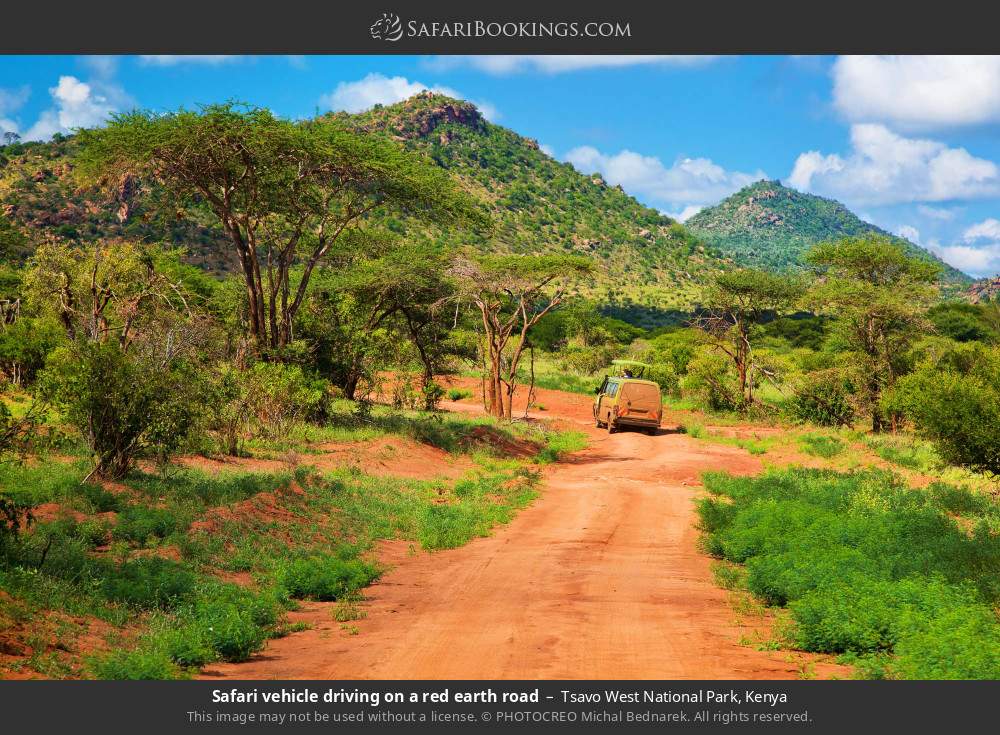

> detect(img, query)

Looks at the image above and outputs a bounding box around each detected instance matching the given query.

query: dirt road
[204,384,830,680]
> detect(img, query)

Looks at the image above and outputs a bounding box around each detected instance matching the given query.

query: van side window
[607,382,619,397]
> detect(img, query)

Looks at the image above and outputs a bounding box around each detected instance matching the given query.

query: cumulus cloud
[832,56,1000,131]
[667,205,704,223]
[964,218,1000,242]
[787,124,1000,206]
[138,55,242,66]
[318,73,498,120]
[425,55,716,75]
[905,217,1000,278]
[23,76,124,140]
[929,243,1000,277]
[565,145,765,214]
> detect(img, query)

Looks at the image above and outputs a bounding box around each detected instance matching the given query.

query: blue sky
[2,54,1000,277]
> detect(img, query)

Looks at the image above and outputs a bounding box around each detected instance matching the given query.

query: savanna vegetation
[1,92,998,680]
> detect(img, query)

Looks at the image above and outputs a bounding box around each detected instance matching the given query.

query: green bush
[39,341,203,479]
[790,369,855,427]
[447,388,472,401]
[278,553,378,601]
[418,504,488,550]
[886,347,1000,476]
[99,557,195,609]
[193,600,268,662]
[112,506,184,545]
[681,352,742,412]
[157,624,217,668]
[89,648,184,680]
[698,467,1000,679]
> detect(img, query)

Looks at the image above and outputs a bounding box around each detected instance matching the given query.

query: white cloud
[917,204,958,220]
[425,55,716,75]
[832,56,1000,131]
[23,75,123,141]
[539,143,555,157]
[896,225,921,243]
[787,124,1000,206]
[138,55,242,66]
[964,218,1000,242]
[667,205,704,223]
[318,73,498,121]
[908,217,1000,277]
[929,243,1000,277]
[565,145,765,213]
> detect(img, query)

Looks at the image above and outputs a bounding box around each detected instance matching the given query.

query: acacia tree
[23,240,192,350]
[297,237,457,400]
[694,268,802,406]
[76,103,483,352]
[450,254,591,419]
[805,236,940,432]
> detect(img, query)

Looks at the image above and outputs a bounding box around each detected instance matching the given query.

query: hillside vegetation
[687,180,969,284]
[0,92,728,314]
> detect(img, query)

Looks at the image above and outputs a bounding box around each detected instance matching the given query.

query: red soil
[203,379,846,680]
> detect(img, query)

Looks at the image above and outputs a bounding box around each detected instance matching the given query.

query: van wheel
[595,417,604,428]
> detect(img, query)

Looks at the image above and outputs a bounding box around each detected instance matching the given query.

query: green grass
[698,467,1000,679]
[1,398,576,679]
[446,388,472,401]
[863,435,940,472]
[534,430,587,464]
[0,459,90,508]
[799,433,845,459]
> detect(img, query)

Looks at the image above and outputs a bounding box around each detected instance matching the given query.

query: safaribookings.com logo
[370,13,631,42]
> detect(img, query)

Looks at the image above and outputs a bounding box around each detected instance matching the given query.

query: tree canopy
[76,103,488,352]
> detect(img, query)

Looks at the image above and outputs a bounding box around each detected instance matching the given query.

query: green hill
[0,92,730,312]
[686,180,971,284]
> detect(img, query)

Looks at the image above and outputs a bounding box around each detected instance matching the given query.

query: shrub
[447,388,472,401]
[681,352,742,412]
[89,648,184,680]
[418,504,490,550]
[698,467,1000,679]
[278,554,378,601]
[193,600,268,662]
[559,345,615,375]
[39,342,202,479]
[789,369,855,427]
[99,557,195,609]
[206,361,331,455]
[112,506,184,545]
[886,350,1000,476]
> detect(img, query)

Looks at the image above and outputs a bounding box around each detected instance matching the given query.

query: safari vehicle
[593,360,663,434]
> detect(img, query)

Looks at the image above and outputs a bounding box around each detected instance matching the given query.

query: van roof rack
[610,359,652,378]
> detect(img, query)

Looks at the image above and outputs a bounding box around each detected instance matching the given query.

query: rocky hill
[686,180,970,284]
[0,92,728,312]
[967,276,1000,303]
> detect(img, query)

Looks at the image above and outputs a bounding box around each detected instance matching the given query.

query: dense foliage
[699,468,1000,679]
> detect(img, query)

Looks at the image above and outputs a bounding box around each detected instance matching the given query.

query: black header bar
[2,0,999,54]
